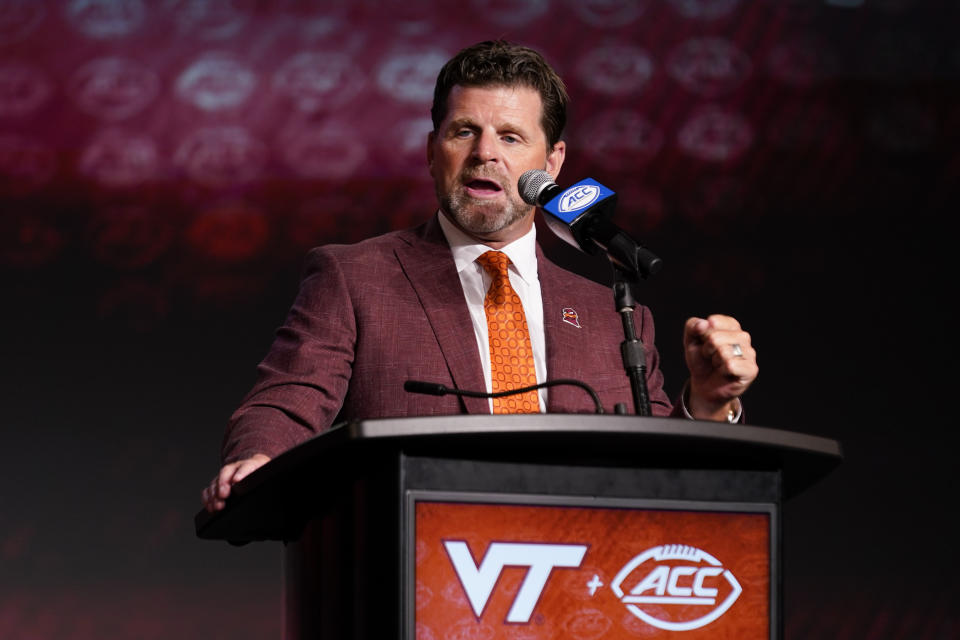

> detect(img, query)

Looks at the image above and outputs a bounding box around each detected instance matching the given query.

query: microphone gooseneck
[403,378,604,414]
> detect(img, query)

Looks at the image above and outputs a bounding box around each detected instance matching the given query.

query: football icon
[610,544,743,631]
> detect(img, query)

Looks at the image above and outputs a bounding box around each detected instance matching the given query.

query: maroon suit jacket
[222,216,675,462]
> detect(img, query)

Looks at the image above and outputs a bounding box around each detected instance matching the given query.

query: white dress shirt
[437,211,548,412]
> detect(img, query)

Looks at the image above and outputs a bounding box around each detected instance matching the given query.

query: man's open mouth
[464,178,503,195]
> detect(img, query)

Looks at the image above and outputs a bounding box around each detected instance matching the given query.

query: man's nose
[471,131,499,163]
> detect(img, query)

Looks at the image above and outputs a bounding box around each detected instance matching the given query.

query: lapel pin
[562,307,581,328]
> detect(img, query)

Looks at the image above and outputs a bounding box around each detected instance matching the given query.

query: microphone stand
[612,263,651,416]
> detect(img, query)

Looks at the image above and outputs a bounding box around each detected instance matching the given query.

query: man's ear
[426,131,436,173]
[546,140,565,180]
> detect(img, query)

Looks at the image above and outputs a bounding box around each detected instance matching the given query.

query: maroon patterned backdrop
[1,1,956,638]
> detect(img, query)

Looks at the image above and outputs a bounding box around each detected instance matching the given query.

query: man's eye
[503,135,518,144]
[455,129,473,138]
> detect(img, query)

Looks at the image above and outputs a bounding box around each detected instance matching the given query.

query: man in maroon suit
[202,41,758,513]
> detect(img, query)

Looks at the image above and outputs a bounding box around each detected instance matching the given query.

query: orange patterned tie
[476,251,539,414]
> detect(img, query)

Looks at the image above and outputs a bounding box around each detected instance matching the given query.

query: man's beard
[437,171,531,236]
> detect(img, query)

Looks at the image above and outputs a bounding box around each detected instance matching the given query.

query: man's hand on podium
[201,454,271,513]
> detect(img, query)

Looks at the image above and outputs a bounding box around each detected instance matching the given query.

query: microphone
[403,379,604,414]
[518,170,662,279]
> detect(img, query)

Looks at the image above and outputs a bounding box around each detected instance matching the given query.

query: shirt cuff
[680,380,743,423]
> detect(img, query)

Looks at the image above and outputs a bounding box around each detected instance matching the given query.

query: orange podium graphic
[414,499,770,639]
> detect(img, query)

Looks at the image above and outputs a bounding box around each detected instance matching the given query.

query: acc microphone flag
[519,170,662,279]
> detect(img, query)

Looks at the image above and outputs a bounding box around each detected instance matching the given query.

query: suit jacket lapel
[539,248,594,412]
[395,216,489,414]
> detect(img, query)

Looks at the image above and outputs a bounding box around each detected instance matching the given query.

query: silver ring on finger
[731,343,744,358]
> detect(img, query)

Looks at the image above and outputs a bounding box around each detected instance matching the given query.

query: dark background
[1,1,955,638]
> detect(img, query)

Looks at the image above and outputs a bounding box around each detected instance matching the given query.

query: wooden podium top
[195,415,841,542]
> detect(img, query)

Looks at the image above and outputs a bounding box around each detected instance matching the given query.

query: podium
[195,415,841,639]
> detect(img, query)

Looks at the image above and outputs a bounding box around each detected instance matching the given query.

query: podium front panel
[405,491,776,640]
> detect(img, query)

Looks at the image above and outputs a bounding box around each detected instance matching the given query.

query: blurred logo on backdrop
[667,37,751,97]
[278,123,367,180]
[667,0,740,20]
[186,200,269,263]
[766,35,840,89]
[469,0,549,26]
[576,43,654,96]
[87,205,174,270]
[80,129,160,188]
[68,57,160,120]
[0,134,56,195]
[166,0,252,41]
[176,52,257,111]
[677,106,753,162]
[376,49,449,104]
[0,0,46,44]
[174,126,266,187]
[0,211,64,268]
[0,62,53,117]
[577,109,664,170]
[567,0,648,27]
[272,51,366,113]
[65,0,146,39]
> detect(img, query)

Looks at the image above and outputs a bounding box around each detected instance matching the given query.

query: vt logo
[443,541,588,623]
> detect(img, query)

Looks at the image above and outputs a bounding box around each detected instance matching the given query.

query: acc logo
[610,544,742,631]
[558,185,600,214]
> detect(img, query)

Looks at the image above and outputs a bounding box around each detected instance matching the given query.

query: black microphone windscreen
[518,169,554,206]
